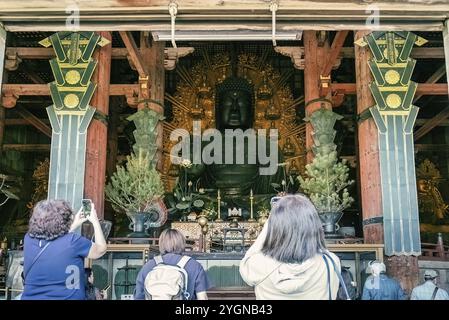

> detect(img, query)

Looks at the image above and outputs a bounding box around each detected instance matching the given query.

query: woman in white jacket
[239,194,341,300]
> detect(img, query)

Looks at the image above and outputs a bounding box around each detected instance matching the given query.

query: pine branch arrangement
[298,106,354,213]
[105,152,164,217]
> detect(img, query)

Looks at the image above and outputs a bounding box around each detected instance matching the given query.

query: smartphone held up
[82,199,92,218]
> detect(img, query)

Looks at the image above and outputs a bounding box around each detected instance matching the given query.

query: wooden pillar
[354,30,384,245]
[139,34,165,170]
[106,99,120,178]
[444,20,449,97]
[0,25,5,151]
[84,31,112,219]
[304,31,331,162]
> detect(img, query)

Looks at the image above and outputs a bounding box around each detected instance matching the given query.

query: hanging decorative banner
[355,31,427,256]
[40,32,110,210]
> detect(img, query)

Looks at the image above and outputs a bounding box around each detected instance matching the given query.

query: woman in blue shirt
[21,199,107,300]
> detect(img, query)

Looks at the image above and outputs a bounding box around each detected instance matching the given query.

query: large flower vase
[127,212,154,238]
[319,211,344,239]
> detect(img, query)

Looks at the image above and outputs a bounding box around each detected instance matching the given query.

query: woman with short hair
[239,194,341,300]
[21,200,107,300]
[134,229,210,300]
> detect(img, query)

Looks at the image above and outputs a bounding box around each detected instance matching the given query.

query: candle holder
[248,189,256,222]
[197,214,209,252]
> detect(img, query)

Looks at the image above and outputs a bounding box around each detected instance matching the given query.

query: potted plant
[298,106,354,237]
[105,107,166,238]
[105,152,165,237]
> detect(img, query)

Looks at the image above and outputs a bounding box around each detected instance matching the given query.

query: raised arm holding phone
[70,200,107,259]
[22,199,107,300]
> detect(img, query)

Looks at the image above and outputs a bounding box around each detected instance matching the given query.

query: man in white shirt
[411,269,449,300]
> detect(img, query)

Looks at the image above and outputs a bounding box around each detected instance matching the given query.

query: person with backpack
[239,194,346,300]
[134,229,210,300]
[411,269,449,300]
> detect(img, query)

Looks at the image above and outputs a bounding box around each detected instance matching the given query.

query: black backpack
[337,267,358,300]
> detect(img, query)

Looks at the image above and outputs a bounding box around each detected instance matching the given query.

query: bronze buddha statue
[185,76,282,198]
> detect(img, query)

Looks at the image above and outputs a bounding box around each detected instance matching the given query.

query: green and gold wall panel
[40,32,109,210]
[356,31,427,256]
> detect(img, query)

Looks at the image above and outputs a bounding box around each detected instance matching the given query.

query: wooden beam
[330,83,449,96]
[414,106,449,141]
[5,118,50,126]
[3,144,50,152]
[0,1,447,32]
[340,47,446,59]
[119,31,148,78]
[15,105,51,137]
[415,144,449,153]
[416,118,449,126]
[7,46,445,60]
[5,47,128,60]
[2,84,139,96]
[414,64,446,103]
[321,30,349,77]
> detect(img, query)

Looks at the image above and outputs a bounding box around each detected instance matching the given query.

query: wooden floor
[207,287,256,300]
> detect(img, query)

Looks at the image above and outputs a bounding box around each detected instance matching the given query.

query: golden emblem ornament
[63,93,80,108]
[386,93,402,109]
[66,48,82,62]
[383,48,399,62]
[385,70,400,85]
[65,70,81,85]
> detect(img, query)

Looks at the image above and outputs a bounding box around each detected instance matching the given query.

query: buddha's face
[217,89,252,130]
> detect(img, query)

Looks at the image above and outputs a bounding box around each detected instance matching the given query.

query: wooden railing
[420,242,449,261]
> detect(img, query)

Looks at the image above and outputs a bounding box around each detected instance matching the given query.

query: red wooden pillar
[84,31,112,219]
[139,34,165,170]
[303,31,331,162]
[304,31,320,163]
[354,30,384,245]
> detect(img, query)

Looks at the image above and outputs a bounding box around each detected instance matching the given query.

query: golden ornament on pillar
[386,94,402,109]
[63,94,80,108]
[384,70,400,85]
[65,70,81,85]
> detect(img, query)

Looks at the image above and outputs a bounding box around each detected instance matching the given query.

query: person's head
[261,194,326,264]
[28,200,73,240]
[215,76,254,131]
[424,269,438,283]
[158,229,186,255]
[85,268,94,285]
[368,261,386,277]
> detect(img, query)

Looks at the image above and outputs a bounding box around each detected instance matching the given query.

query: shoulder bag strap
[323,251,351,300]
[176,256,191,269]
[153,255,163,265]
[322,255,332,300]
[24,241,51,281]
[431,286,439,300]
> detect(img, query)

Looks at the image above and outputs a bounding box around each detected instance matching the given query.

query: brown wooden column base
[384,255,419,295]
[363,223,383,244]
